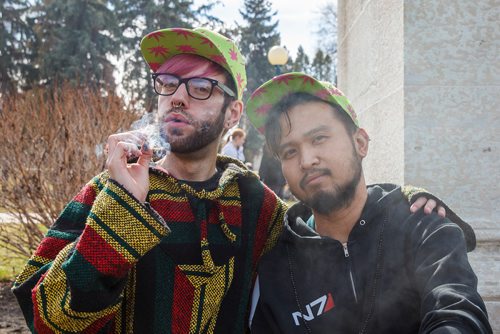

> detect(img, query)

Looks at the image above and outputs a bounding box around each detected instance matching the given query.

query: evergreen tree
[311,49,332,81]
[114,0,220,111]
[33,0,119,89]
[0,0,38,93]
[237,0,281,162]
[292,45,310,73]
[238,0,280,96]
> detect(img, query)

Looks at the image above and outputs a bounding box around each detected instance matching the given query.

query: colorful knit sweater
[12,156,286,333]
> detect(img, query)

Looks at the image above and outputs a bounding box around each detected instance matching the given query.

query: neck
[313,177,368,243]
[157,142,219,181]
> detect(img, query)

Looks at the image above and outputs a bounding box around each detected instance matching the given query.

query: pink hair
[157,54,225,78]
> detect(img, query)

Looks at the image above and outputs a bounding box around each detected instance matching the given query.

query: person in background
[246,72,491,333]
[221,127,246,162]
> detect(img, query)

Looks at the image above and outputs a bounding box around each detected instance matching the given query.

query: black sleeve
[410,212,492,333]
[401,185,476,251]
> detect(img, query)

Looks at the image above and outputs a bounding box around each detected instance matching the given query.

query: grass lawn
[0,223,31,282]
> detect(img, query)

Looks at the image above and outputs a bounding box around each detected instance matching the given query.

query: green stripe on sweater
[104,187,164,240]
[89,212,141,259]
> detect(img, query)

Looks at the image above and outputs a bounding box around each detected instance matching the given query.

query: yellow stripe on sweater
[34,243,121,332]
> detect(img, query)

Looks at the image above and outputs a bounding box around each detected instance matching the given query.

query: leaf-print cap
[140,27,247,100]
[246,72,359,134]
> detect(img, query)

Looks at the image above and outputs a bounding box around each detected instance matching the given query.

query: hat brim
[140,28,246,99]
[246,72,358,134]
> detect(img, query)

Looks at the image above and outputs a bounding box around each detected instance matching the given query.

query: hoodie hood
[283,184,403,242]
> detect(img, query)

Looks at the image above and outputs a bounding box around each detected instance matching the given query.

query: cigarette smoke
[131,112,171,160]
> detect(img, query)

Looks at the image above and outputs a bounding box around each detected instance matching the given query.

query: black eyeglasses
[151,73,236,100]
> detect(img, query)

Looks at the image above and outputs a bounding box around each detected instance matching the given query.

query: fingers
[106,132,151,169]
[410,196,447,217]
[107,132,145,156]
[437,205,446,217]
[423,198,437,215]
[136,142,154,168]
[410,196,427,213]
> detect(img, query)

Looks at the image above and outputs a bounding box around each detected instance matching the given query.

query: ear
[353,128,370,158]
[224,100,243,130]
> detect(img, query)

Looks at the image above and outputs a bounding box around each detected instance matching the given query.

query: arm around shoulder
[410,213,492,333]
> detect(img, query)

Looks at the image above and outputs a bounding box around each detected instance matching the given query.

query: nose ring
[173,102,182,108]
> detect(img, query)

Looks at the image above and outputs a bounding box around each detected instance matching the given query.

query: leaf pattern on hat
[148,46,169,57]
[176,45,197,53]
[149,63,161,72]
[172,28,194,39]
[328,87,344,96]
[300,75,316,85]
[251,86,267,98]
[146,31,165,41]
[246,72,359,134]
[316,89,332,100]
[273,75,294,85]
[229,47,238,61]
[347,105,357,119]
[200,37,215,48]
[236,73,245,90]
[256,104,273,115]
[140,28,247,99]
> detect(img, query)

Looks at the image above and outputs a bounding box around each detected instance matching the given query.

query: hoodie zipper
[343,242,359,304]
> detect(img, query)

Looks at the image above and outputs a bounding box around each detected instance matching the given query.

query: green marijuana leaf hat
[140,27,247,100]
[246,72,359,134]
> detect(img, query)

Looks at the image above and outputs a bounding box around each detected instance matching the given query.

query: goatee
[305,154,362,216]
[160,107,225,153]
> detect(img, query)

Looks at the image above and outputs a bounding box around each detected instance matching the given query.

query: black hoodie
[250,184,491,334]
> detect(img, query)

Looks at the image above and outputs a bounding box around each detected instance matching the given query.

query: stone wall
[337,0,405,185]
[338,0,500,331]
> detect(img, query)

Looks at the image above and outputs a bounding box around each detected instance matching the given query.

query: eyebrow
[304,125,330,138]
[278,125,331,153]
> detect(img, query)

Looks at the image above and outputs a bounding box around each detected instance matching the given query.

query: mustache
[299,168,332,189]
[169,106,184,113]
[162,107,193,122]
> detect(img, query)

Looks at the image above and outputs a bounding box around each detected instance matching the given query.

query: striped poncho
[12,156,286,333]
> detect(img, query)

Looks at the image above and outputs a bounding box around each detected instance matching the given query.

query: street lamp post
[267,45,288,75]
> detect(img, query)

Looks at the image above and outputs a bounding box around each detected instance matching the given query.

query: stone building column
[337,0,499,331]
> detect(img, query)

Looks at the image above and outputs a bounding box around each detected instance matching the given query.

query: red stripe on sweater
[151,199,195,222]
[73,184,97,206]
[76,225,130,277]
[35,237,72,260]
[172,267,195,333]
[32,274,56,334]
[252,187,278,266]
[218,204,242,227]
[82,312,116,334]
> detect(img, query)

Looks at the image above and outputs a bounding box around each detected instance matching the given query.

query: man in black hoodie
[246,72,491,333]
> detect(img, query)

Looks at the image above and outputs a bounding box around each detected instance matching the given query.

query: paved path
[0,213,41,224]
[0,213,17,224]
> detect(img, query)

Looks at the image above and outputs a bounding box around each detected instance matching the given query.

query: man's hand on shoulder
[410,197,446,217]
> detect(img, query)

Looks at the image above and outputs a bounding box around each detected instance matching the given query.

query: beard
[302,146,362,216]
[160,106,225,153]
